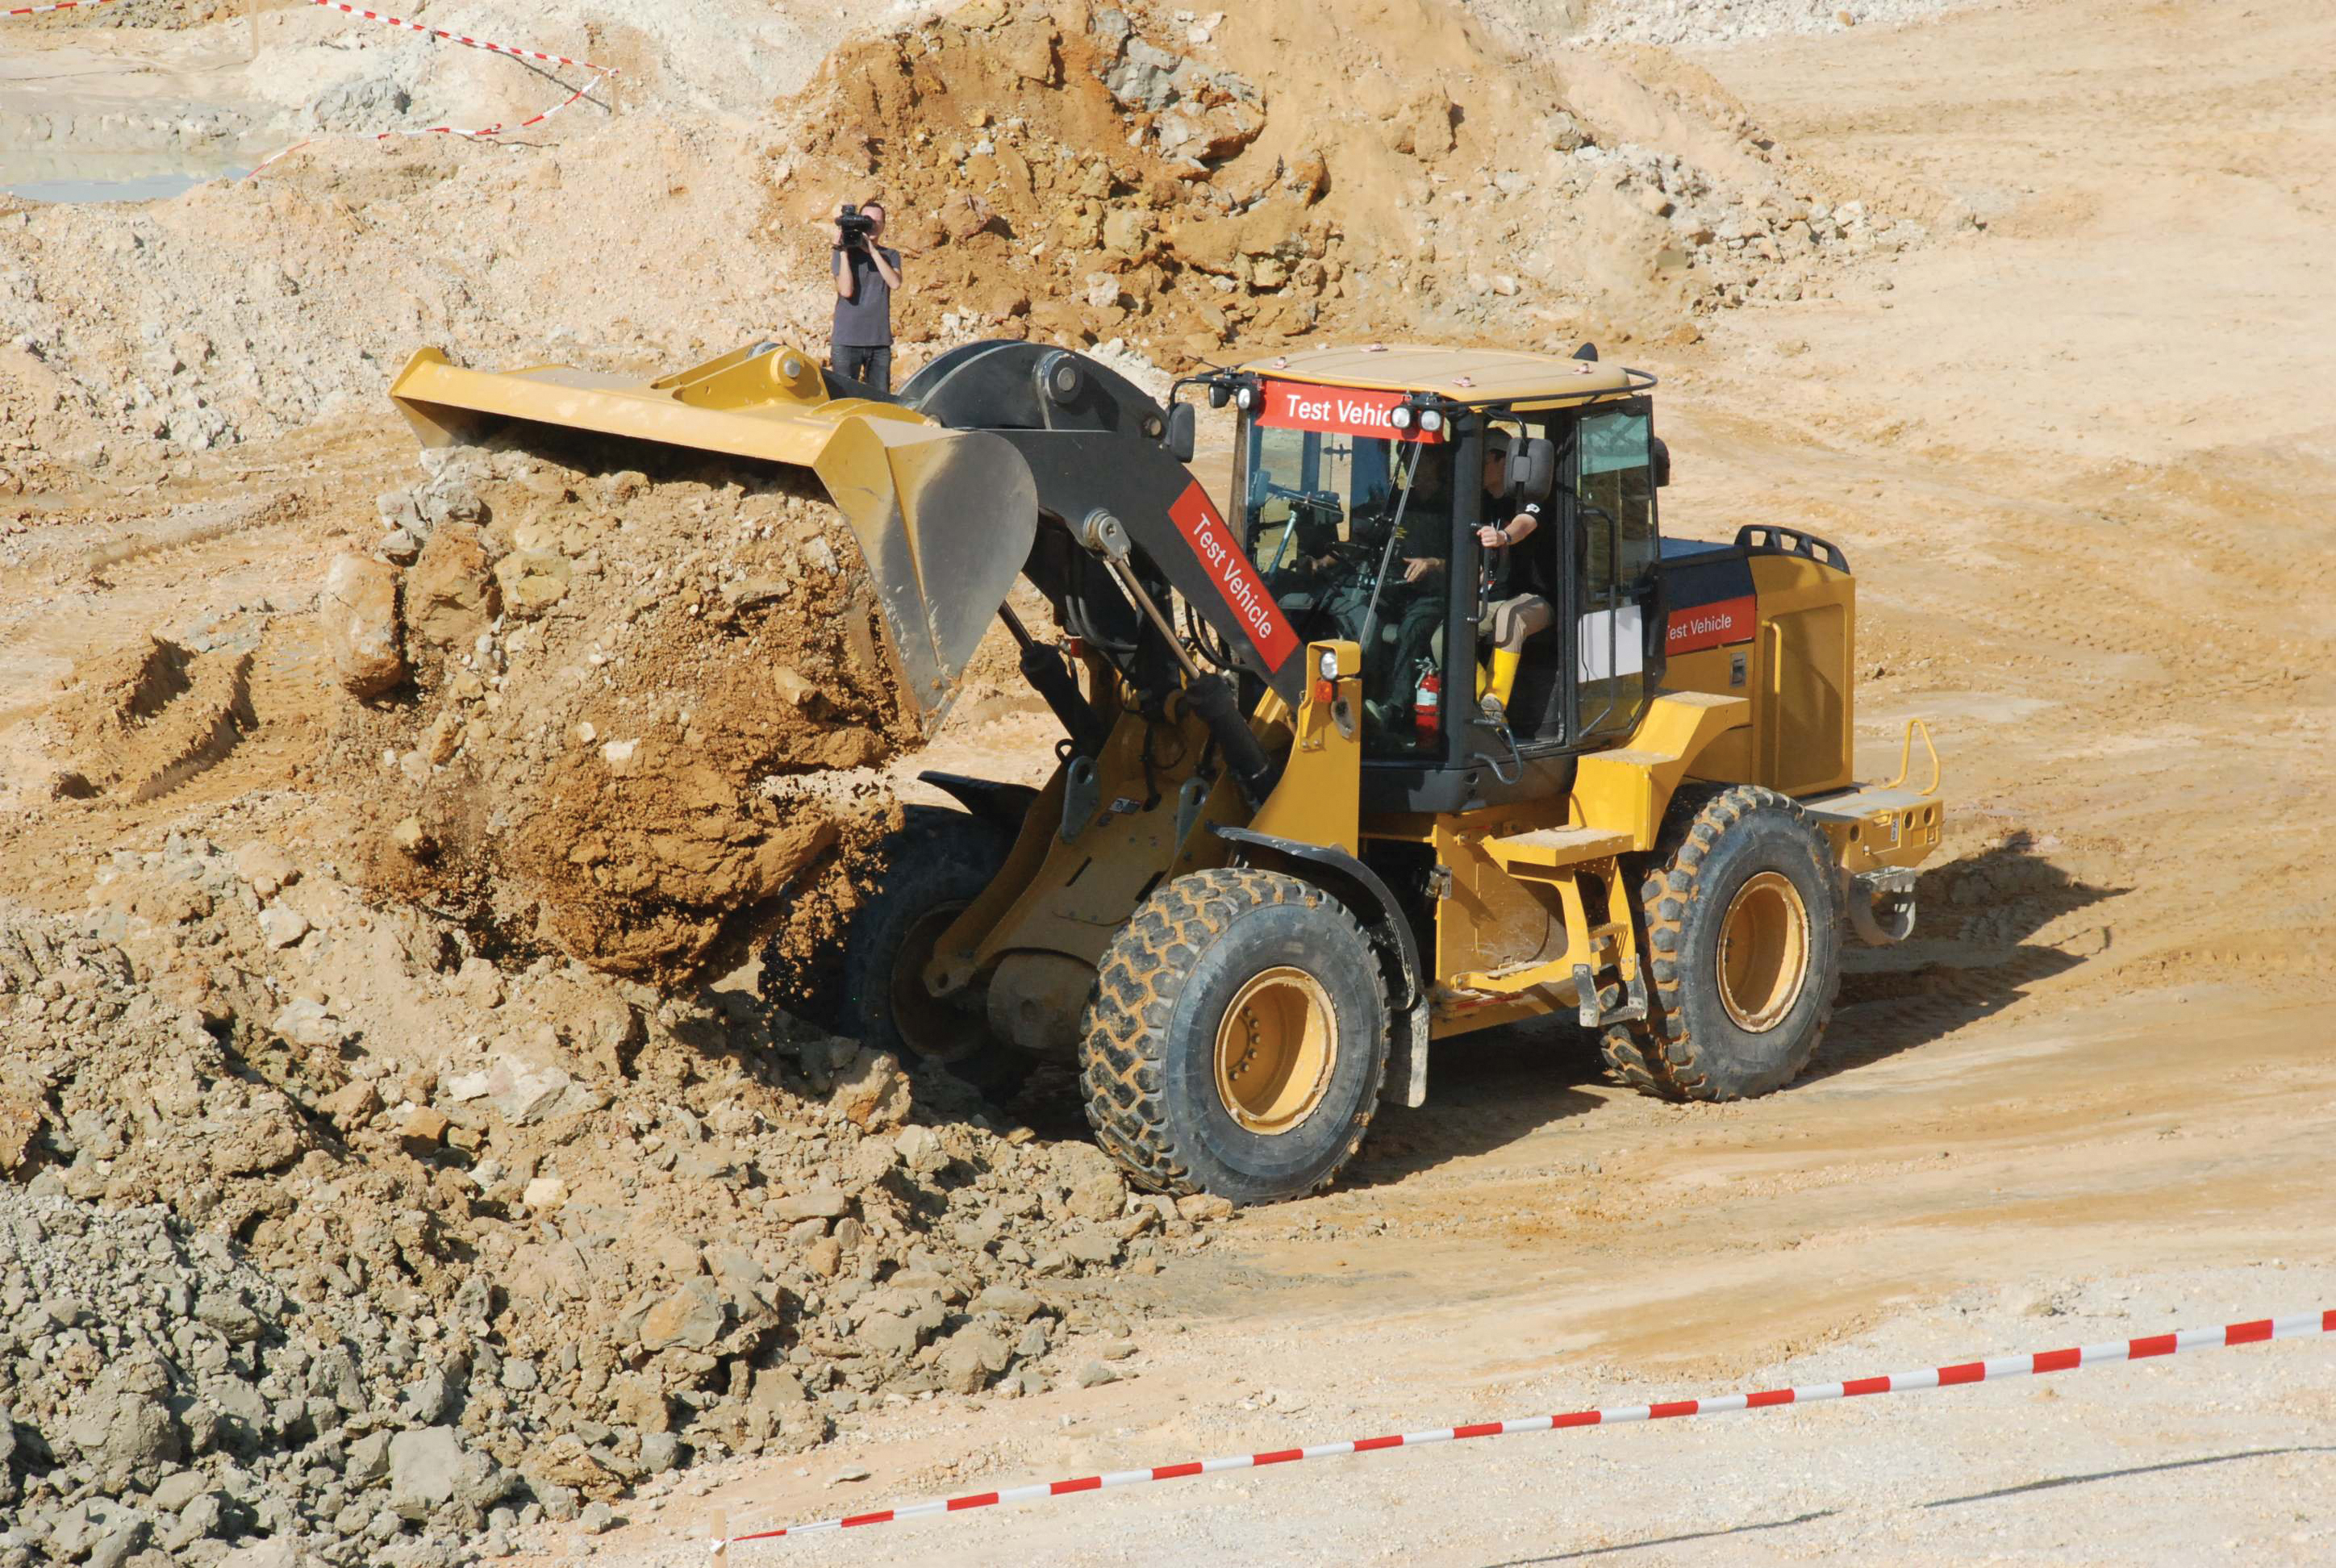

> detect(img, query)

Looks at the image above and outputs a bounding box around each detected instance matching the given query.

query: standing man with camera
[829,201,903,394]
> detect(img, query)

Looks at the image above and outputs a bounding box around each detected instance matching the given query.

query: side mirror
[1650,435,1671,488]
[1207,381,1231,410]
[1168,402,1197,464]
[1512,438,1556,503]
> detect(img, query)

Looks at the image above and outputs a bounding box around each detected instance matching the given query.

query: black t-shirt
[1485,490,1553,599]
[832,244,899,348]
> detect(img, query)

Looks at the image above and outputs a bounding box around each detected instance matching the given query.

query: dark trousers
[834,344,892,394]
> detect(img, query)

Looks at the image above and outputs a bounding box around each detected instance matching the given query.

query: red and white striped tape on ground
[6,0,129,17]
[244,68,602,177]
[300,1,616,76]
[710,1307,2334,1549]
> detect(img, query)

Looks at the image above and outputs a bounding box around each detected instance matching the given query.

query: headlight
[1390,406,1412,430]
[1318,649,1339,681]
[1419,408,1444,433]
[1235,385,1255,411]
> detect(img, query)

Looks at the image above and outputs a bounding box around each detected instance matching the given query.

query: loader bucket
[386,344,1037,732]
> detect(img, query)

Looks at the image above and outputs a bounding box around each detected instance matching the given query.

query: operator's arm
[1475,506,1540,551]
[832,245,855,301]
[870,245,903,293]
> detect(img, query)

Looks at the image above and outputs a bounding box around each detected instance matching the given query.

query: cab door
[1566,401,1662,749]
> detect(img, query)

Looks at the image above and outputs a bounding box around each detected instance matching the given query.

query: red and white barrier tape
[9,0,617,79]
[302,0,615,75]
[711,1307,2334,1549]
[6,0,129,16]
[244,65,602,175]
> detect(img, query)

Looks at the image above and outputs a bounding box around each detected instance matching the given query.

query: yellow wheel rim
[1214,966,1337,1136]
[1716,871,1811,1034]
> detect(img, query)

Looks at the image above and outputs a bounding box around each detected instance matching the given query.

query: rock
[578,1500,615,1535]
[318,1079,382,1132]
[1063,1226,1121,1266]
[1083,272,1123,310]
[1175,1192,1234,1223]
[772,1186,850,1222]
[522,1175,568,1209]
[269,998,344,1049]
[828,1049,911,1131]
[0,1094,40,1174]
[257,901,311,949]
[406,523,499,650]
[1064,1166,1128,1222]
[1074,1360,1119,1389]
[1000,16,1057,83]
[493,549,572,619]
[389,815,435,856]
[311,75,411,131]
[99,1391,184,1473]
[320,553,405,698]
[386,1427,465,1518]
[1411,90,1456,159]
[636,1279,725,1352]
[152,1472,211,1514]
[637,1432,680,1475]
[378,527,421,565]
[232,840,298,896]
[401,1106,450,1146]
[398,1366,458,1425]
[193,1291,262,1342]
[975,1283,1044,1324]
[1547,109,1589,153]
[86,1521,149,1568]
[345,1430,394,1487]
[483,1059,592,1125]
[161,1490,224,1551]
[853,1312,923,1360]
[1105,38,1182,111]
[935,1325,1014,1394]
[1101,208,1149,256]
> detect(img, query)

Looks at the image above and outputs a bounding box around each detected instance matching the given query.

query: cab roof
[1234,343,1644,409]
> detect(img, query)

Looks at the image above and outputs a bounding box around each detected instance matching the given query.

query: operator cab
[1200,346,1664,813]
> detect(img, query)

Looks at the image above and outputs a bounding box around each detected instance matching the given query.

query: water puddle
[2,149,252,203]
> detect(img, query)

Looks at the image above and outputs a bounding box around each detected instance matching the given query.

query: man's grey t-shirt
[832,245,899,348]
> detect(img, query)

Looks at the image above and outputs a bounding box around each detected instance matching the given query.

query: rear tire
[828,807,1034,1098]
[1079,869,1389,1204]
[1600,784,1842,1101]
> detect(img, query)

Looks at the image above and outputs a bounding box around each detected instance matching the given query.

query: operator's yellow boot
[1488,648,1522,710]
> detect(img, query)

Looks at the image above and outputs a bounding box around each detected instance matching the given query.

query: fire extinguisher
[1414,665,1442,744]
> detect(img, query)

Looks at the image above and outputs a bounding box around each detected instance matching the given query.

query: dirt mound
[307,436,921,982]
[757,0,1921,361]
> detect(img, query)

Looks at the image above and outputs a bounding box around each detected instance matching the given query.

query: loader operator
[1473,430,1553,711]
[828,199,903,394]
[1394,433,1551,712]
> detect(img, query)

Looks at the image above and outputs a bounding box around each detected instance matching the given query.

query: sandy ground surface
[2,0,2330,1563]
[582,1,2336,1560]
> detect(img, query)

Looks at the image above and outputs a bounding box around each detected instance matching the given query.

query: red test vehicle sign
[1666,594,1755,654]
[1257,380,1444,444]
[1167,482,1297,669]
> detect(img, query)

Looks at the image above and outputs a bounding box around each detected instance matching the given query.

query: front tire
[1079,869,1389,1204]
[1601,785,1842,1101]
[832,807,1033,1097]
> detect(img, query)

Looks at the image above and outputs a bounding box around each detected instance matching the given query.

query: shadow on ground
[1813,831,2125,1084]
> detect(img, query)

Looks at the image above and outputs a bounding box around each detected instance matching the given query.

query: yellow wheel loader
[390,337,1943,1203]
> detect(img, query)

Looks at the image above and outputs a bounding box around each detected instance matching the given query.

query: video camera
[836,203,877,241]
